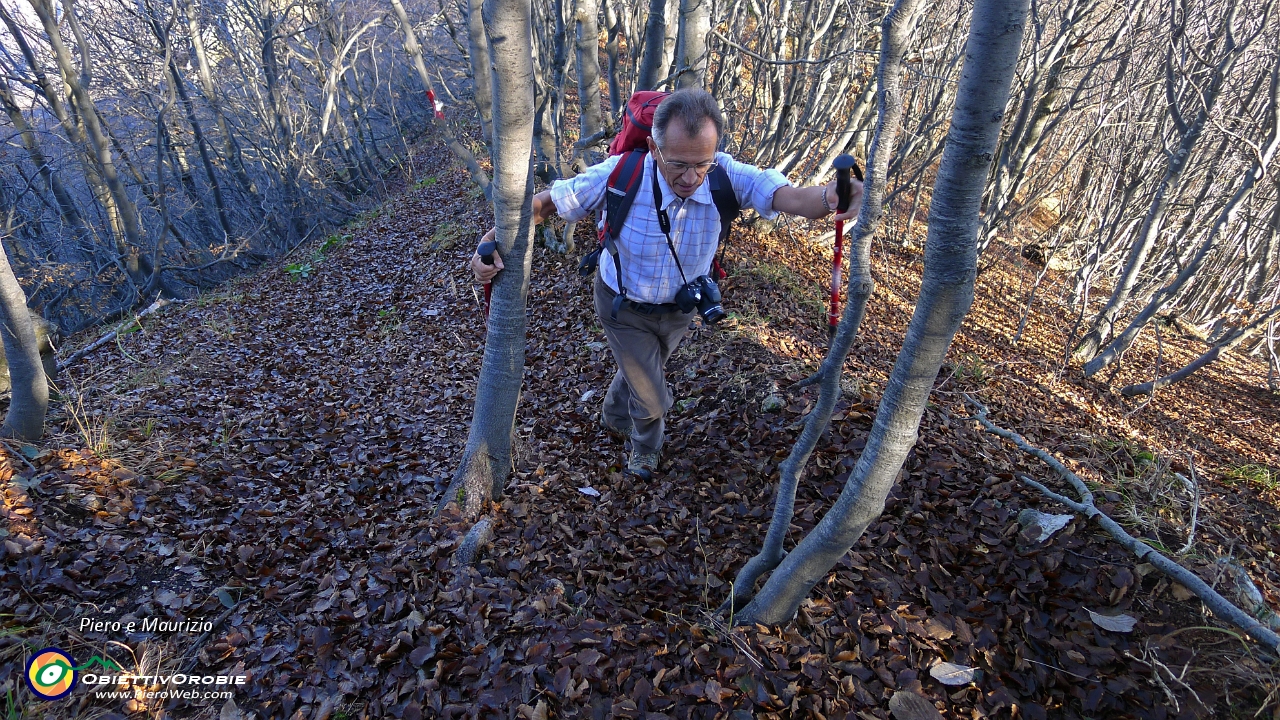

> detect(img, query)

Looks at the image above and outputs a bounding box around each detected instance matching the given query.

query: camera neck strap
[652,162,691,287]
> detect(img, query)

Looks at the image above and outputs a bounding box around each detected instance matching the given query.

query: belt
[598,279,683,316]
[625,299,683,315]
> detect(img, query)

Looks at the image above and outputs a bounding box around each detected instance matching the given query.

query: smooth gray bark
[24,0,151,284]
[733,0,1029,625]
[635,0,667,90]
[675,0,708,88]
[182,0,258,198]
[573,0,604,140]
[0,245,48,441]
[468,0,495,144]
[0,74,93,264]
[440,0,536,519]
[725,0,926,613]
[602,0,625,114]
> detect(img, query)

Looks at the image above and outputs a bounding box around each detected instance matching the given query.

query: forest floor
[3,139,1279,720]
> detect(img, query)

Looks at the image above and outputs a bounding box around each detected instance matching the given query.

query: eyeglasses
[655,146,717,176]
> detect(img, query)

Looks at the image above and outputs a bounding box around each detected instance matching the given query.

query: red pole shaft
[828,219,844,336]
[484,282,492,318]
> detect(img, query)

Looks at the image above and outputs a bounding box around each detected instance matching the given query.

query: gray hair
[652,89,724,147]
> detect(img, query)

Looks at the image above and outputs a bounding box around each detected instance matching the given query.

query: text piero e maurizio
[79,617,213,634]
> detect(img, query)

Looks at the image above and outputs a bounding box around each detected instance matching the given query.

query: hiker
[470,88,862,480]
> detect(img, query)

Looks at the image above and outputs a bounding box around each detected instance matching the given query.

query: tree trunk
[660,0,679,80]
[0,74,93,264]
[602,0,625,114]
[732,0,1029,625]
[635,0,667,90]
[467,0,495,145]
[574,0,604,140]
[182,0,259,199]
[726,0,926,612]
[0,245,48,441]
[675,0,709,88]
[439,0,536,519]
[389,0,492,196]
[1122,304,1280,397]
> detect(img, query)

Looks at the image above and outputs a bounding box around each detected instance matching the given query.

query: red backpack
[577,92,740,282]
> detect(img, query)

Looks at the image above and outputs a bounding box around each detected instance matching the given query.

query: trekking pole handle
[833,155,859,213]
[477,240,497,266]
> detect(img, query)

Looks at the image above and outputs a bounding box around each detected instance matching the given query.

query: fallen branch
[966,396,1280,657]
[57,297,174,373]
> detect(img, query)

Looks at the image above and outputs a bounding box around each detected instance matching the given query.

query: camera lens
[701,304,727,324]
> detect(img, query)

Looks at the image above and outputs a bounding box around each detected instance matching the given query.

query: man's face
[647,119,719,199]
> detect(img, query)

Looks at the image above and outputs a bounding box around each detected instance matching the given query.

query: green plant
[320,233,348,254]
[196,291,244,307]
[432,221,464,250]
[378,307,401,336]
[1223,464,1278,491]
[285,262,313,280]
[413,175,438,191]
[948,352,990,384]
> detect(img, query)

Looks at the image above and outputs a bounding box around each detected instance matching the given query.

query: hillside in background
[1,139,1278,719]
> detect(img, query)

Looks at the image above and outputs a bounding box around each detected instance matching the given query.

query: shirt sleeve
[716,152,792,220]
[549,155,623,223]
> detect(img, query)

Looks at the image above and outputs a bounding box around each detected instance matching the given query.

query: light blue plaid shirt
[550,152,790,305]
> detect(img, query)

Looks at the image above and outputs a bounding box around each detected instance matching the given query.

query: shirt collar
[647,153,713,209]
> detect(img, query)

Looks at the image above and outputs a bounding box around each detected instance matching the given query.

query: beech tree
[439,0,537,519]
[727,0,927,611]
[0,246,47,441]
[730,0,1031,624]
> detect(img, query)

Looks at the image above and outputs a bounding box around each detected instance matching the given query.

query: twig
[1024,658,1089,680]
[966,396,1280,658]
[58,297,173,372]
[180,603,238,673]
[0,438,38,473]
[1175,455,1199,555]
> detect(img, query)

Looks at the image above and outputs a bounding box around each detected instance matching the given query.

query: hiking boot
[601,416,633,442]
[627,448,660,480]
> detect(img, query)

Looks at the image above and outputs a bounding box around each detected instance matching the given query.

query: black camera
[674,275,727,324]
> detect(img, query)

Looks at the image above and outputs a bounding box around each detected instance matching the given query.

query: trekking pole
[827,155,861,339]
[477,240,496,317]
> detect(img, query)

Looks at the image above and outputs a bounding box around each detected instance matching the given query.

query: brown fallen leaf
[889,691,944,720]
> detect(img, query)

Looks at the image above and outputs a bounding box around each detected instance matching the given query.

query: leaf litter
[1,139,1277,718]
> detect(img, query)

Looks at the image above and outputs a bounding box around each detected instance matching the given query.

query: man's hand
[825,179,864,223]
[470,228,504,282]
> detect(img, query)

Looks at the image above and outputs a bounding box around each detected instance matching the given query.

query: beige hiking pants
[593,275,696,455]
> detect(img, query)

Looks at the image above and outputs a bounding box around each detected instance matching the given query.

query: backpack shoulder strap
[706,165,740,244]
[604,150,647,240]
[707,164,740,280]
[599,150,647,320]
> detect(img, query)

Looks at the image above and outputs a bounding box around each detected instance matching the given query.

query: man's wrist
[820,186,834,214]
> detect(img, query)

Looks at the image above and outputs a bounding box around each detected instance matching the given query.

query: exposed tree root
[456,518,494,566]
